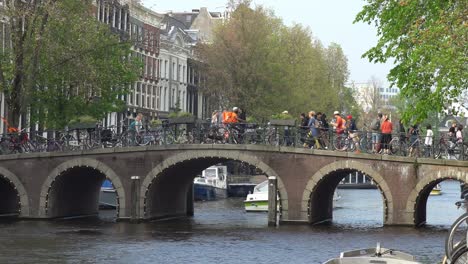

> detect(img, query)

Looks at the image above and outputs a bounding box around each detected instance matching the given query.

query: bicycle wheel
[453,143,464,160]
[451,244,468,264]
[445,212,468,259]
[435,143,449,159]
[359,136,371,153]
[389,138,399,155]
[333,135,348,151]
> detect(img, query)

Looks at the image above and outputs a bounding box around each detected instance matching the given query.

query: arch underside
[0,175,20,216]
[47,167,109,218]
[309,169,388,225]
[143,151,287,222]
[145,158,227,220]
[414,178,462,226]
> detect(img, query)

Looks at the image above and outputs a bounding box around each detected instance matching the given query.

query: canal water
[0,180,463,263]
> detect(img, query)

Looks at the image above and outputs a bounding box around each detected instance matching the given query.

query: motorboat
[99,179,117,209]
[323,243,421,264]
[244,180,341,212]
[244,180,270,212]
[193,165,228,201]
[430,184,442,196]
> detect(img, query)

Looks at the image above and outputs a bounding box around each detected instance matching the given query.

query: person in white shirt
[424,124,433,157]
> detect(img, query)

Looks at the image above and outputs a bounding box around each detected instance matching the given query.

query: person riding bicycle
[346,115,361,153]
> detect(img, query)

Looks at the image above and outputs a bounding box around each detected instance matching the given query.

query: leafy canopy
[355,0,468,123]
[197,2,357,121]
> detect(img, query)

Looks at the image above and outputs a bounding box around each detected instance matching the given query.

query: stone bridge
[1,144,468,226]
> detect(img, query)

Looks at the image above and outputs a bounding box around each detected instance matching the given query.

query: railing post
[130,175,141,223]
[268,176,278,227]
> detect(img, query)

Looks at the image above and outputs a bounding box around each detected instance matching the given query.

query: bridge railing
[0,123,466,161]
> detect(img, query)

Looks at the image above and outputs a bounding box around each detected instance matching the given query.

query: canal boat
[244,180,341,212]
[323,243,421,264]
[193,165,228,201]
[338,172,377,189]
[430,184,442,196]
[99,179,117,209]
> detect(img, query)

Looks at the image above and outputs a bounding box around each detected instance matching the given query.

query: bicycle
[444,199,468,263]
[359,131,373,153]
[389,134,408,156]
[333,132,356,152]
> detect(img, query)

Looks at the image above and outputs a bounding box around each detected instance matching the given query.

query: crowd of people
[208,107,465,157]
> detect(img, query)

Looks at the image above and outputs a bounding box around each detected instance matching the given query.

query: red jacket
[381,120,392,134]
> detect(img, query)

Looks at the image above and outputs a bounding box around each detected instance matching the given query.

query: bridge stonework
[0,145,467,226]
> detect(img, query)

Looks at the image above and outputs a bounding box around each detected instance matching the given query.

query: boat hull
[99,188,117,209]
[194,183,227,201]
[244,200,268,212]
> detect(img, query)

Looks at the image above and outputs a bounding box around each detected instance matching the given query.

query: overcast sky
[141,0,393,87]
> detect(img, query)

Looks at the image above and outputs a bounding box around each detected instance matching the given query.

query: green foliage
[246,116,257,123]
[355,0,468,123]
[150,119,162,126]
[168,111,194,118]
[68,115,97,126]
[271,113,294,120]
[0,0,140,128]
[197,3,351,120]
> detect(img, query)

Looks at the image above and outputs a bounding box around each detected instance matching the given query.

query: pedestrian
[456,125,463,144]
[346,115,361,153]
[424,124,433,157]
[305,111,321,149]
[408,124,420,157]
[129,113,143,145]
[380,114,392,154]
[330,111,345,135]
[370,112,383,153]
[299,113,309,144]
[398,119,406,143]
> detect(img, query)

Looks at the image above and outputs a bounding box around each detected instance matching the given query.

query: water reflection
[0,181,462,264]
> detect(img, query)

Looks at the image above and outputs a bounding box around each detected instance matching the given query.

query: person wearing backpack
[370,112,383,153]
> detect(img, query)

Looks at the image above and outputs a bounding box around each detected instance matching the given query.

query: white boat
[323,243,421,264]
[193,165,228,201]
[430,184,442,196]
[244,180,341,212]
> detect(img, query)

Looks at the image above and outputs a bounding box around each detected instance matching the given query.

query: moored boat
[323,243,421,264]
[193,165,228,201]
[244,180,341,212]
[430,184,442,196]
[99,179,117,209]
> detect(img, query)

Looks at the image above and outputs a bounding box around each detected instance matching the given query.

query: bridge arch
[302,160,393,225]
[406,167,468,226]
[39,158,125,218]
[140,150,288,220]
[0,167,29,217]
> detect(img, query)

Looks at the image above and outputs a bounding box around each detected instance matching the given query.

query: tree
[197,2,349,121]
[355,0,468,123]
[0,0,140,129]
